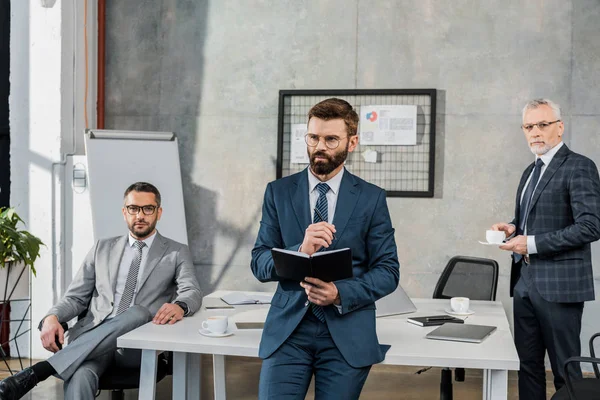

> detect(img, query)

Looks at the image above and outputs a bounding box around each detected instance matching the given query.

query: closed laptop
[425,324,497,343]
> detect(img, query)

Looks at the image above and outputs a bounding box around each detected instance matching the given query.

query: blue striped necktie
[310,182,330,322]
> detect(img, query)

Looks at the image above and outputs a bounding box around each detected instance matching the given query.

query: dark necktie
[515,159,544,262]
[117,240,145,314]
[310,182,330,322]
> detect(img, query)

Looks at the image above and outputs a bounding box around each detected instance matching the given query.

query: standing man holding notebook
[491,99,600,399]
[251,98,400,399]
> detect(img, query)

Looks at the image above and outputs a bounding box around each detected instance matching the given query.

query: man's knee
[124,305,152,326]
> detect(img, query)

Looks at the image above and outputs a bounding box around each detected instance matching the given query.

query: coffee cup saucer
[199,327,234,338]
[478,241,503,246]
[444,308,475,317]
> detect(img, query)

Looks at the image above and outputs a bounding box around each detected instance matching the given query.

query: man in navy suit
[492,98,600,399]
[251,98,399,399]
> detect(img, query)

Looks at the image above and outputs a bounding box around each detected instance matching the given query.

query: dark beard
[128,220,157,239]
[309,145,349,175]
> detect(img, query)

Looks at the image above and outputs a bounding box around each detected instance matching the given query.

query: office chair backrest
[433,256,499,301]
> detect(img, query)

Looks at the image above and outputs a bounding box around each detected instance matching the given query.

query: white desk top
[118,290,519,370]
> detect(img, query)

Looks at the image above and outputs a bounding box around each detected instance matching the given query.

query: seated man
[0,181,202,400]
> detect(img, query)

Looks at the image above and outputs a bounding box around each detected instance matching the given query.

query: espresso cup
[486,230,506,244]
[450,297,470,313]
[202,315,228,334]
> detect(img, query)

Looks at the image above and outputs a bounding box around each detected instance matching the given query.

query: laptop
[425,323,497,343]
[375,285,417,317]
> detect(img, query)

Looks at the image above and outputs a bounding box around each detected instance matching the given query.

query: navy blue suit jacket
[251,168,400,368]
[510,144,600,302]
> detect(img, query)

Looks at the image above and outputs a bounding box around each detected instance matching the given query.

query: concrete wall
[103,0,600,359]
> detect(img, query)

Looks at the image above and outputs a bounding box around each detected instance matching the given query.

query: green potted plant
[0,207,44,299]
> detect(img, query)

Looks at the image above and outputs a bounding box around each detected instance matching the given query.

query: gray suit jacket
[43,232,202,341]
[510,144,600,302]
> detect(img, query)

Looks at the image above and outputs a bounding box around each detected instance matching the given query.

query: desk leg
[138,349,158,400]
[213,354,226,400]
[482,369,508,400]
[173,352,201,400]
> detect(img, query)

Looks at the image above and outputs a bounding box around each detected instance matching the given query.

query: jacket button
[304,301,309,307]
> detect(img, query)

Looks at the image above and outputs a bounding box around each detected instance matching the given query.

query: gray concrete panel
[356,0,572,115]
[572,0,600,114]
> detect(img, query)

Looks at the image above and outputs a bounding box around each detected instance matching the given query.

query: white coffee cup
[450,297,470,313]
[202,316,228,334]
[486,230,506,244]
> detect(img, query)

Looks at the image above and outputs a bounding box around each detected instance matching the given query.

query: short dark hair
[123,182,161,207]
[307,98,359,137]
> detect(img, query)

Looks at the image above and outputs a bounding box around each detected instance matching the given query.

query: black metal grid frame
[277,89,437,197]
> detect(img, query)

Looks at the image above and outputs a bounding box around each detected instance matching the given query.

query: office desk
[118,291,519,400]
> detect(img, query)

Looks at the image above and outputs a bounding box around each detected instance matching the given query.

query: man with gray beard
[491,99,600,399]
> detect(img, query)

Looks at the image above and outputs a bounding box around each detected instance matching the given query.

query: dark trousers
[513,263,584,400]
[258,312,371,400]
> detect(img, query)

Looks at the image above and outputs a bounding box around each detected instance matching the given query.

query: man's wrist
[39,314,59,331]
[174,301,189,316]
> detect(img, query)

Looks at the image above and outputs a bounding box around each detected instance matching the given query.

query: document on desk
[220,292,273,305]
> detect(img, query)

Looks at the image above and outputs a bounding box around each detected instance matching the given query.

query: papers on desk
[220,292,273,305]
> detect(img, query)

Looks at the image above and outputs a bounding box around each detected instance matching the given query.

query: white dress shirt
[307,167,345,312]
[308,167,344,223]
[108,231,157,319]
[521,141,564,254]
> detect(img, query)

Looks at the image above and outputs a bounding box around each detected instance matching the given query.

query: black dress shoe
[0,368,39,400]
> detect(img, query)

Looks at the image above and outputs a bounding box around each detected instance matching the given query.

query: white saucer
[199,328,234,338]
[479,241,503,246]
[445,308,475,317]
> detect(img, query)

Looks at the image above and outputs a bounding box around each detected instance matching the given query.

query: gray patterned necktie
[117,240,146,315]
[515,159,544,263]
[310,183,330,322]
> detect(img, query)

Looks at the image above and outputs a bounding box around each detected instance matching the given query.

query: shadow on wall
[434,89,447,199]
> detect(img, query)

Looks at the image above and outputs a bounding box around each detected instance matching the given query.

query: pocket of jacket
[270,291,289,308]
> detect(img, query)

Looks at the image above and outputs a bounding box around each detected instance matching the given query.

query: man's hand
[153,303,184,325]
[300,277,340,306]
[491,223,516,238]
[300,222,336,256]
[40,315,64,353]
[500,235,528,254]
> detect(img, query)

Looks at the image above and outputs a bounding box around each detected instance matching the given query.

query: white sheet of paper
[360,105,417,145]
[290,124,309,164]
[362,148,378,163]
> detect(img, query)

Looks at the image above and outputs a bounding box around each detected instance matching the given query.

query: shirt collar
[128,231,157,249]
[537,141,564,166]
[308,167,344,195]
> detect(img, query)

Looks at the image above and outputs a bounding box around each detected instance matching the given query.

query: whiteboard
[84,129,188,245]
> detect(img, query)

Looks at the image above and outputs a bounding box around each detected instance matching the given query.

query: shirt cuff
[334,304,342,314]
[527,235,537,254]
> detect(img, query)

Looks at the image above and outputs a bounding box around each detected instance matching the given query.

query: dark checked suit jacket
[510,144,600,302]
[251,168,400,368]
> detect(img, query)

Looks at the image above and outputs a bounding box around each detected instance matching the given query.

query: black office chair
[58,320,172,400]
[552,332,600,400]
[432,256,499,400]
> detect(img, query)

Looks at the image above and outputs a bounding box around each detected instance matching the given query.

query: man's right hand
[491,223,516,237]
[300,222,336,256]
[40,315,64,353]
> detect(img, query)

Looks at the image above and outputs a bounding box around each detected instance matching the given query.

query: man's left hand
[153,303,184,325]
[500,235,528,254]
[300,277,340,306]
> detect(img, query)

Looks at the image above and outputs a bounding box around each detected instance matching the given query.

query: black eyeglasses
[305,133,348,149]
[125,205,158,215]
[521,120,561,132]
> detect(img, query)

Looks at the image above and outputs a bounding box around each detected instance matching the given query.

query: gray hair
[522,98,562,121]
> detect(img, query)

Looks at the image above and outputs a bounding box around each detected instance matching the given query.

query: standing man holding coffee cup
[491,99,600,399]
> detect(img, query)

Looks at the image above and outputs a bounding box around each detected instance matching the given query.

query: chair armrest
[589,333,600,378]
[563,356,600,399]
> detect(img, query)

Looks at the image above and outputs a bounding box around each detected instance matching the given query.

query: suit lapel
[108,236,128,296]
[291,169,311,234]
[331,170,360,248]
[515,162,535,218]
[529,144,570,211]
[137,231,168,291]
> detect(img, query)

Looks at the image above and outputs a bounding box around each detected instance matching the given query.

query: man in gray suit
[0,182,202,400]
[492,99,600,399]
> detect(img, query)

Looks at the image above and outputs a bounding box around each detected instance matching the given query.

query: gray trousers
[47,305,152,400]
